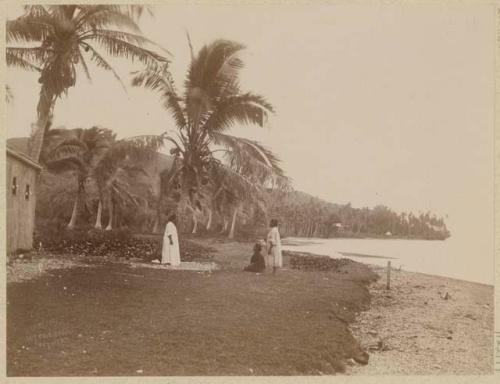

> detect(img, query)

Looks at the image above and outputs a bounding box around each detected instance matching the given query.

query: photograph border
[1,0,499,383]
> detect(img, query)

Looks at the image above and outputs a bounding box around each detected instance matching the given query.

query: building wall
[6,155,38,254]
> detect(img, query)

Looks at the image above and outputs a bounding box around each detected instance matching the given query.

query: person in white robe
[266,219,283,273]
[162,214,181,266]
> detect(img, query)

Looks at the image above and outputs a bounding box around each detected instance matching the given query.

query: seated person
[244,242,266,273]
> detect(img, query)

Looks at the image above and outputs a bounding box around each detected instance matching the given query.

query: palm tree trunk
[152,217,159,233]
[114,202,120,229]
[94,200,103,229]
[28,85,56,162]
[228,205,240,239]
[67,196,79,229]
[192,212,198,234]
[206,209,213,231]
[68,177,84,230]
[219,217,227,233]
[154,195,163,233]
[106,198,114,231]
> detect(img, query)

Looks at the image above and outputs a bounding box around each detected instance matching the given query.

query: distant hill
[7,136,174,175]
[7,137,29,155]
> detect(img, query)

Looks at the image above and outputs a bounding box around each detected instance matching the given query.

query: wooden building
[6,147,42,254]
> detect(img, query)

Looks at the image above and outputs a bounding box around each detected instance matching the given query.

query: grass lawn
[7,239,377,376]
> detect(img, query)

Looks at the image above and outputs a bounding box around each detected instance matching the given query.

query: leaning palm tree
[6,4,169,162]
[132,39,289,231]
[92,134,163,230]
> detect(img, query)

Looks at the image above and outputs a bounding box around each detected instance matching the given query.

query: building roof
[6,147,42,171]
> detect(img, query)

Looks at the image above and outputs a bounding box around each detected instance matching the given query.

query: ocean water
[281,237,494,285]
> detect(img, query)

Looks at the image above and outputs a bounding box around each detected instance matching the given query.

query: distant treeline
[266,191,450,240]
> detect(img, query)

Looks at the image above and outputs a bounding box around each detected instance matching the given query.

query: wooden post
[386,261,391,290]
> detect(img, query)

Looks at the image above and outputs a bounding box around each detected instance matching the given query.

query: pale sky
[6,3,495,269]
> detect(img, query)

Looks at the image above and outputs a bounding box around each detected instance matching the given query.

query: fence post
[386,261,391,290]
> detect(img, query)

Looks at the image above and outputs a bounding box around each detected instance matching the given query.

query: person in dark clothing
[244,242,266,273]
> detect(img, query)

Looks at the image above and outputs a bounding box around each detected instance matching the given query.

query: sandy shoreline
[347,264,494,375]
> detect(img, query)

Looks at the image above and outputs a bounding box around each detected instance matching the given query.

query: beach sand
[347,265,494,375]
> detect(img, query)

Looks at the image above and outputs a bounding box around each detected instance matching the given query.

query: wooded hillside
[267,190,450,240]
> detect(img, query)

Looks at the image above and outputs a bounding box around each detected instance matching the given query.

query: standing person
[162,214,181,266]
[267,219,283,274]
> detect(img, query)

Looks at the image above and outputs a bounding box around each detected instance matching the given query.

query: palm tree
[92,134,163,230]
[211,163,270,239]
[6,4,169,162]
[132,39,288,233]
[44,126,113,229]
[45,126,162,230]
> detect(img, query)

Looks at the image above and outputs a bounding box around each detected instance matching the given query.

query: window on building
[25,184,30,200]
[12,177,17,195]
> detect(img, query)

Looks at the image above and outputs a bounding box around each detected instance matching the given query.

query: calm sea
[281,237,494,285]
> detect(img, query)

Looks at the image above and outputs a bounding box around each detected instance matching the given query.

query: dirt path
[347,266,494,375]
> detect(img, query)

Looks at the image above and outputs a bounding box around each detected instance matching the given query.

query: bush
[285,251,352,272]
[34,228,215,262]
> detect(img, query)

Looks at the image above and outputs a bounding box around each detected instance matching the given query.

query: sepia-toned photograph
[3,1,497,378]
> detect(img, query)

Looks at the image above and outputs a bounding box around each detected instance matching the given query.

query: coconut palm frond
[120,164,150,178]
[203,93,274,134]
[211,132,280,172]
[40,126,73,157]
[46,156,87,174]
[45,141,86,164]
[106,135,164,164]
[77,50,92,82]
[131,67,187,129]
[76,5,142,33]
[46,5,78,19]
[44,127,112,176]
[183,40,247,129]
[88,34,169,68]
[23,5,51,18]
[82,29,171,56]
[6,48,44,71]
[186,31,194,60]
[52,135,89,150]
[111,179,142,208]
[122,134,164,153]
[93,134,162,195]
[209,159,262,196]
[6,14,53,44]
[83,44,125,90]
[186,39,245,100]
[131,66,170,92]
[212,132,290,190]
